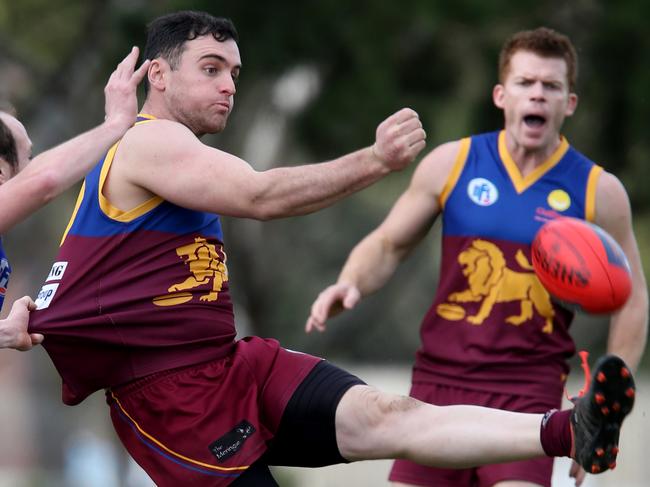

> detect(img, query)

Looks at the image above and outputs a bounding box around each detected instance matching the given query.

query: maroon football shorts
[389,381,562,487]
[107,336,321,486]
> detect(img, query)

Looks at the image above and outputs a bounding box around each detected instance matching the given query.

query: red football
[531,217,631,314]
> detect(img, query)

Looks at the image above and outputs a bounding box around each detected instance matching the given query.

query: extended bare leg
[336,385,544,468]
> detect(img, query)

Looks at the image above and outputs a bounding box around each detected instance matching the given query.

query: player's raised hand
[104,46,151,132]
[305,282,361,333]
[0,296,43,351]
[372,108,426,172]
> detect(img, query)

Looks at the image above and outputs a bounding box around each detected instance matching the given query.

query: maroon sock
[539,409,573,457]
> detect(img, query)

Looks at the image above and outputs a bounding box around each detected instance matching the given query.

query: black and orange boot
[570,354,635,474]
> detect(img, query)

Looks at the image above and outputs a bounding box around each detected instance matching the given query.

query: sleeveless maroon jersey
[30,120,236,404]
[414,132,602,400]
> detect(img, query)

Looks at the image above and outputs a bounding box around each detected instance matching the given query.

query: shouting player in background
[307,27,647,487]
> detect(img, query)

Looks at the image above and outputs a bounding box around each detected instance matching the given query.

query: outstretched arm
[113,108,426,220]
[595,172,648,371]
[0,47,150,234]
[306,141,462,332]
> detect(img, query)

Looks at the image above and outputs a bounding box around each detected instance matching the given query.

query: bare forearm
[608,293,649,371]
[0,120,126,233]
[594,173,648,370]
[250,106,427,219]
[253,147,390,220]
[338,233,404,297]
[29,120,126,200]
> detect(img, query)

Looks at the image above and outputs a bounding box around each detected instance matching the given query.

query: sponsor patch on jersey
[35,283,60,310]
[46,261,68,282]
[547,189,571,212]
[467,178,498,206]
[208,420,256,462]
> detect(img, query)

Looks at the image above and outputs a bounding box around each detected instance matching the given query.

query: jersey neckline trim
[498,130,569,194]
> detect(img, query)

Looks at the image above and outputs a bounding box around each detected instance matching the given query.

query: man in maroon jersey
[306,27,646,487]
[24,11,634,487]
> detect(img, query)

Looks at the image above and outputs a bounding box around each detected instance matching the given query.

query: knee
[336,385,421,460]
[364,388,421,428]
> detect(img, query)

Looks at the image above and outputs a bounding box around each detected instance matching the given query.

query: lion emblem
[168,237,228,302]
[437,240,555,333]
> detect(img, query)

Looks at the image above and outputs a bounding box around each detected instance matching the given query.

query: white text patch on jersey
[46,261,68,282]
[35,283,59,310]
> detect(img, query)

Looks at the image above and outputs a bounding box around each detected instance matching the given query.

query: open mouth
[523,114,546,128]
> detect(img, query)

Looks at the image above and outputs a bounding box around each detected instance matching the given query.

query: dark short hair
[498,27,578,91]
[0,114,18,171]
[143,11,239,94]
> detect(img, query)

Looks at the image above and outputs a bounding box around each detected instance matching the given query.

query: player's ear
[565,93,578,117]
[147,59,168,92]
[493,84,505,109]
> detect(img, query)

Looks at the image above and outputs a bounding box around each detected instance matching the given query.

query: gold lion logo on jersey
[436,239,555,333]
[153,237,229,307]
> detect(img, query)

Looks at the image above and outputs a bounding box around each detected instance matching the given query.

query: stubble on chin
[177,112,228,137]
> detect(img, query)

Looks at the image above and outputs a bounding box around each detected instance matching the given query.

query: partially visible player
[0,47,150,349]
[307,27,647,487]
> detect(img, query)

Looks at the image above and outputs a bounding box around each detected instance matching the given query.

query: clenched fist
[373,108,426,171]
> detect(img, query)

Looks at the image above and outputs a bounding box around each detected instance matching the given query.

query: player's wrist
[101,114,134,139]
[0,328,8,349]
[0,321,18,349]
[370,144,393,174]
[335,277,356,288]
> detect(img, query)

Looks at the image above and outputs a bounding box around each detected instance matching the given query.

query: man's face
[0,112,32,184]
[493,50,577,152]
[163,35,241,136]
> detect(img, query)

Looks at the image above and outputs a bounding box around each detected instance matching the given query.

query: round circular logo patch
[467,178,498,206]
[547,189,571,212]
